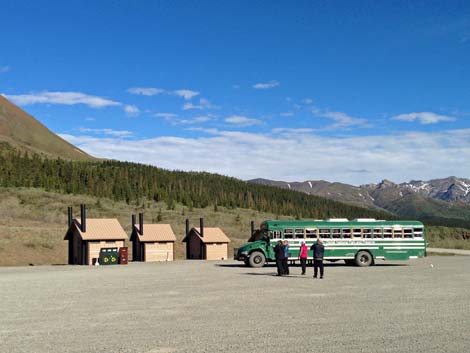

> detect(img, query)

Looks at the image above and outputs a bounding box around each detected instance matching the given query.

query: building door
[81,242,87,265]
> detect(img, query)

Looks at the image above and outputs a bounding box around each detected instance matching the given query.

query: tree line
[0,147,397,220]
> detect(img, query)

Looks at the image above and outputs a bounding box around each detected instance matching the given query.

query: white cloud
[280,112,294,117]
[182,102,203,110]
[182,98,218,110]
[84,117,96,122]
[3,90,142,117]
[176,116,212,125]
[225,115,262,126]
[392,112,457,125]
[59,128,470,185]
[154,113,178,119]
[271,128,314,134]
[0,66,10,73]
[127,87,164,96]
[302,98,314,104]
[173,89,199,100]
[3,91,121,108]
[311,107,368,129]
[124,104,140,116]
[253,80,280,89]
[77,128,133,137]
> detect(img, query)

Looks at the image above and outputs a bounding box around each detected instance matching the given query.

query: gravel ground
[0,257,469,353]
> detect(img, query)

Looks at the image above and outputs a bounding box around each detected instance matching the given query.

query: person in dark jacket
[310,238,325,279]
[282,240,290,275]
[274,240,285,276]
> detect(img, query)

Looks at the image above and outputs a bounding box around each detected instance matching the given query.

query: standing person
[283,240,290,275]
[299,241,308,275]
[274,240,285,276]
[311,238,325,279]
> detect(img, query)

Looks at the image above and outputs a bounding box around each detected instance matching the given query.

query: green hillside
[373,192,470,228]
[0,146,393,221]
[0,95,94,161]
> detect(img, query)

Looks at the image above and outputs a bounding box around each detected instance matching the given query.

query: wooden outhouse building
[64,205,128,265]
[130,213,176,262]
[182,218,230,260]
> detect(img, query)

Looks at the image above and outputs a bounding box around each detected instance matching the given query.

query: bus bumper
[234,248,248,261]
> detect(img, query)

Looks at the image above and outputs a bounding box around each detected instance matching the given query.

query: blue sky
[1,0,470,184]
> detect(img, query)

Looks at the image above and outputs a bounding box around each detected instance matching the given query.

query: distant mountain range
[249,177,470,225]
[0,95,93,161]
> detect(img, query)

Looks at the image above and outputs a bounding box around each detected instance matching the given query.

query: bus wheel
[248,251,266,268]
[355,251,373,267]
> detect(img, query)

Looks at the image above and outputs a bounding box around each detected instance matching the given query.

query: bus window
[332,229,341,238]
[294,228,304,238]
[404,228,413,238]
[342,229,351,239]
[306,228,317,238]
[352,229,362,238]
[383,228,392,238]
[284,228,294,239]
[413,228,423,238]
[319,229,331,239]
[270,230,281,239]
[393,229,403,238]
[373,229,382,238]
[363,229,372,239]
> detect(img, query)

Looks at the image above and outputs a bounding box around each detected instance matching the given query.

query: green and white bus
[235,218,426,267]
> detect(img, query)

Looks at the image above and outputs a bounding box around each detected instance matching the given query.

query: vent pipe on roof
[132,214,136,231]
[199,217,204,237]
[185,218,190,260]
[250,220,255,238]
[138,213,144,235]
[68,207,73,228]
[80,204,86,233]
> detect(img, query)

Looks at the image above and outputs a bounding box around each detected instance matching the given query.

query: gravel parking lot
[0,257,469,353]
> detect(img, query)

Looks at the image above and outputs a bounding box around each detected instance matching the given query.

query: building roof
[131,224,176,242]
[65,219,128,241]
[183,227,231,243]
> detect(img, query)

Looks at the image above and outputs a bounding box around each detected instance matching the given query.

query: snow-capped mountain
[399,177,470,202]
[249,177,470,224]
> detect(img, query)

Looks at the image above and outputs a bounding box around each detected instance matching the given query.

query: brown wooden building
[130,213,176,262]
[64,205,127,265]
[182,219,230,260]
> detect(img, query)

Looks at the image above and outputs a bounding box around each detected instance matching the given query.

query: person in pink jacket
[299,241,308,275]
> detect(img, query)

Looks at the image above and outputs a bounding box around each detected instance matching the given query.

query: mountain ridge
[249,177,470,225]
[0,95,94,161]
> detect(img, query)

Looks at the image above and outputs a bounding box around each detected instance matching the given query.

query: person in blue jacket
[283,240,290,275]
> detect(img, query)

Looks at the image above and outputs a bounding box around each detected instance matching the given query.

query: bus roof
[262,219,424,228]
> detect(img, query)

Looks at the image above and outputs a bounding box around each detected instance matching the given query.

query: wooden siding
[205,243,228,260]
[144,242,174,262]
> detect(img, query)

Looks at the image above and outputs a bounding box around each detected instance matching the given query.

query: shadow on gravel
[217,263,408,269]
[216,264,277,268]
[242,272,310,279]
